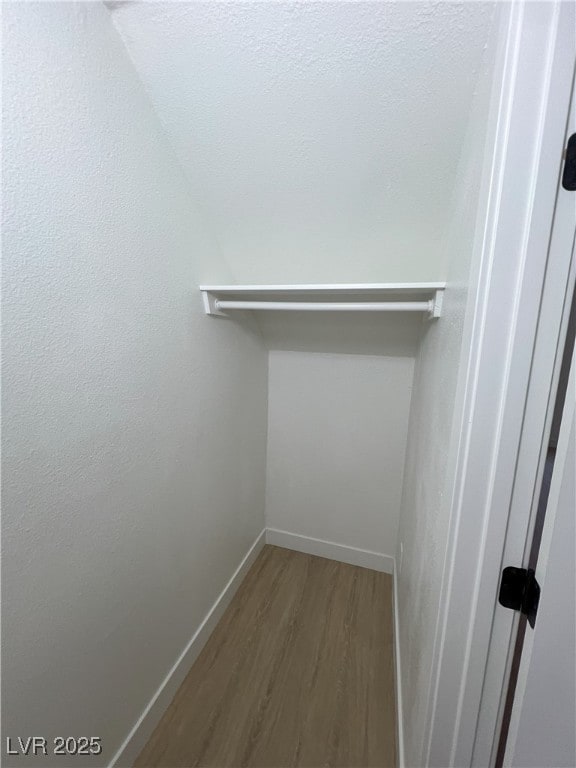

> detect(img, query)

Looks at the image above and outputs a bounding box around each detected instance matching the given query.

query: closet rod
[214,300,433,313]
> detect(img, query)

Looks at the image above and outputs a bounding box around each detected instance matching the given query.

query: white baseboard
[393,564,405,768]
[265,528,394,574]
[109,529,266,768]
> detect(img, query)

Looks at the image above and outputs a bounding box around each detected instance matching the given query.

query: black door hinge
[562,133,576,190]
[498,566,541,629]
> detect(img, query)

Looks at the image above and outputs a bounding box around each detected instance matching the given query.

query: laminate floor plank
[135,545,396,768]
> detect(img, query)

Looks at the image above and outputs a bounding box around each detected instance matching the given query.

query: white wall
[394,7,501,765]
[257,312,423,358]
[109,1,495,285]
[266,351,414,564]
[2,3,267,765]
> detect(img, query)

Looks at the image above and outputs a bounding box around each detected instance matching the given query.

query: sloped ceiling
[110,1,496,283]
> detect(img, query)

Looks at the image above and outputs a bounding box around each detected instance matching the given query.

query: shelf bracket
[201,291,228,317]
[430,288,444,319]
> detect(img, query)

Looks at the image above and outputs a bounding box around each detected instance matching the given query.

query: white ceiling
[110,1,496,284]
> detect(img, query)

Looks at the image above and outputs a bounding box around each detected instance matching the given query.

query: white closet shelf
[200,283,445,319]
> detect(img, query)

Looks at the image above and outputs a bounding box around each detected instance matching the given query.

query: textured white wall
[2,3,267,765]
[110,1,495,284]
[257,311,423,358]
[266,351,414,558]
[394,8,500,764]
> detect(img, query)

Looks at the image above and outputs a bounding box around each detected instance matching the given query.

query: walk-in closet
[6,2,573,767]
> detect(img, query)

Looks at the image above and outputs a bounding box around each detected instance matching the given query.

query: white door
[503,349,576,768]
[494,55,576,767]
[468,25,576,763]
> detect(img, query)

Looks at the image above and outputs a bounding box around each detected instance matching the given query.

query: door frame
[421,2,576,766]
